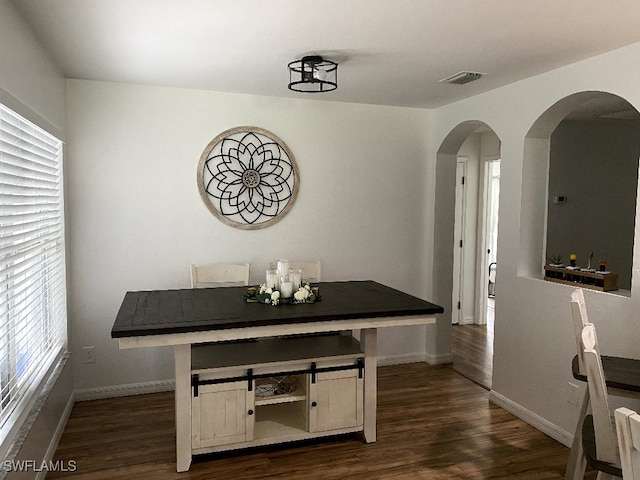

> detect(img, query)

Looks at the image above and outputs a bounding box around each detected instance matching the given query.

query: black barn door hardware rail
[192,358,364,397]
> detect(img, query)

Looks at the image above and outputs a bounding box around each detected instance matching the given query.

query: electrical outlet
[568,382,579,406]
[83,346,96,364]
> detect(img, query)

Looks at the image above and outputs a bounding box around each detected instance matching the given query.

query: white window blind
[0,104,66,434]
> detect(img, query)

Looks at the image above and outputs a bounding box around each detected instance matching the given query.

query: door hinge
[459,240,463,248]
[457,301,461,310]
[462,176,465,185]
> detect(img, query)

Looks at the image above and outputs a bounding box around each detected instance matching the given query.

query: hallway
[451,299,494,389]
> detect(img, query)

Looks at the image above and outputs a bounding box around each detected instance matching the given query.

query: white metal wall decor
[197,127,299,229]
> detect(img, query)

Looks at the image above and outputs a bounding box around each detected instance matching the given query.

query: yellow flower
[570,253,577,260]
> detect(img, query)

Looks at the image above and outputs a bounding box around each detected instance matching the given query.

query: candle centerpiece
[245,260,319,306]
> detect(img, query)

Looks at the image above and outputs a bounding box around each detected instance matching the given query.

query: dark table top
[111,280,444,339]
[572,354,640,392]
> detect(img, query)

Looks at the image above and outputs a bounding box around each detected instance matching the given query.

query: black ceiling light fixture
[288,55,338,93]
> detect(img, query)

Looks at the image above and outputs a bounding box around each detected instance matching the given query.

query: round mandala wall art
[197,127,299,229]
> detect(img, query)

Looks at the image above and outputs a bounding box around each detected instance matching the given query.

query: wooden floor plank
[48,363,595,479]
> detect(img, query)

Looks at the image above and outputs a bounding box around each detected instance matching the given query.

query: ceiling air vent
[439,71,483,85]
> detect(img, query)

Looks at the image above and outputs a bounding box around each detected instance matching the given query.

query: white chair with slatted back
[190,263,250,288]
[581,323,623,479]
[568,288,595,480]
[290,261,321,283]
[571,288,594,376]
[615,407,640,479]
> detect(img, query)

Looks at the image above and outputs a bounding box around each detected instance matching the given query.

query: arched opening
[434,120,502,388]
[521,91,640,296]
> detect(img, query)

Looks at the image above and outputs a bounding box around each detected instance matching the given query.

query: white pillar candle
[280,279,293,299]
[277,259,290,278]
[266,269,278,289]
[291,269,302,290]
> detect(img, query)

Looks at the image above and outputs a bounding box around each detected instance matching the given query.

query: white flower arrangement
[257,284,282,306]
[246,283,317,306]
[293,284,312,302]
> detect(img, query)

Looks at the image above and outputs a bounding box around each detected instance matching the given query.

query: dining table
[111,280,444,472]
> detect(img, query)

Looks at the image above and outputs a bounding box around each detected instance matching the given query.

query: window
[546,117,639,291]
[520,91,640,295]
[0,104,66,437]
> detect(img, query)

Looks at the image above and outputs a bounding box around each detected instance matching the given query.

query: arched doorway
[434,121,502,389]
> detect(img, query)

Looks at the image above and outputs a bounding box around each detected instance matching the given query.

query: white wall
[66,79,435,392]
[0,0,70,477]
[431,41,640,444]
[0,0,65,137]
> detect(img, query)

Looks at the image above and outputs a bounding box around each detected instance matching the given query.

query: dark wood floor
[452,299,494,389]
[48,362,594,479]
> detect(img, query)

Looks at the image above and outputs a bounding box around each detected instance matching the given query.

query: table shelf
[255,374,307,406]
[254,403,308,439]
[191,334,363,373]
[255,392,307,406]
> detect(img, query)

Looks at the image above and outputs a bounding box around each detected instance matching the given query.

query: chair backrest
[571,288,598,376]
[190,263,250,288]
[290,261,321,283]
[615,407,640,479]
[582,323,618,466]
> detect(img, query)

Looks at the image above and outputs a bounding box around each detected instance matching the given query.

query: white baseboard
[489,390,573,447]
[461,316,475,325]
[424,352,454,365]
[74,379,175,402]
[377,352,454,366]
[377,353,427,366]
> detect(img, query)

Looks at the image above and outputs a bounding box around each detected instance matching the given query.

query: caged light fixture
[288,55,338,93]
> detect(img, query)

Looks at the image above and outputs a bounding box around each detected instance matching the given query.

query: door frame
[475,156,500,325]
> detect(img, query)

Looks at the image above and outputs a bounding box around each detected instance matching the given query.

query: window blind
[0,104,66,434]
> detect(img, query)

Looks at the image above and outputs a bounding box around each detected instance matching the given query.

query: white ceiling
[11,0,640,109]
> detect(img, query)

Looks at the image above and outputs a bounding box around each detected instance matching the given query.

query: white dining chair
[615,407,640,479]
[190,263,250,288]
[290,261,321,283]
[566,288,596,480]
[581,323,623,479]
